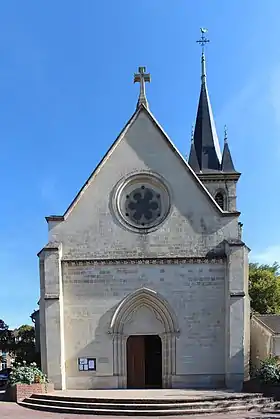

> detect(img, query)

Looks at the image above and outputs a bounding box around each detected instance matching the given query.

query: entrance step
[19,392,276,416]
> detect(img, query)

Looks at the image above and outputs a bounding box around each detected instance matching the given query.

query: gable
[57,105,238,220]
[46,105,240,259]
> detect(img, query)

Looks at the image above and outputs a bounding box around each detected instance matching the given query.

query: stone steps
[19,393,276,416]
[25,391,268,403]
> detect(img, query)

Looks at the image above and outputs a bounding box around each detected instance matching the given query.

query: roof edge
[62,105,143,219]
[143,106,239,218]
[252,314,278,335]
[37,242,60,257]
[50,103,240,221]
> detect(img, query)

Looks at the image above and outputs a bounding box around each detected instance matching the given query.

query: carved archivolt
[110,287,179,335]
[109,287,179,388]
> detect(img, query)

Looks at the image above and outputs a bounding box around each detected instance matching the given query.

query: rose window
[125,186,161,226]
[113,172,171,232]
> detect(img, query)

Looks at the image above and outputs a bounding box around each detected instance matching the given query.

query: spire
[221,126,236,172]
[190,29,222,172]
[201,52,206,85]
[188,125,200,172]
[198,28,208,86]
[134,66,151,109]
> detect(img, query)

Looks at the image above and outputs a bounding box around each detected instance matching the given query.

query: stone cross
[134,66,151,109]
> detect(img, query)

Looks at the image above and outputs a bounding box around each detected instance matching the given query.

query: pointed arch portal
[109,287,179,388]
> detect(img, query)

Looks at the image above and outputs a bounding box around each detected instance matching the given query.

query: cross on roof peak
[196,28,210,83]
[134,66,151,109]
[196,28,210,53]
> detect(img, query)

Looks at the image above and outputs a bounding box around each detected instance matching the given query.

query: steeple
[221,126,236,172]
[189,29,222,172]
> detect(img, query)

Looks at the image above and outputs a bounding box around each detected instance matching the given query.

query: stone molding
[198,173,241,181]
[109,287,179,388]
[109,287,180,335]
[111,170,172,234]
[62,256,226,267]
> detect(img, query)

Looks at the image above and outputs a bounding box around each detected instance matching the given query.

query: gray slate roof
[256,314,280,334]
[188,54,237,174]
[191,83,221,171]
[221,141,236,172]
[188,140,200,172]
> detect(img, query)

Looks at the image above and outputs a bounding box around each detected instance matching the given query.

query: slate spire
[188,126,200,172]
[188,29,222,172]
[221,126,236,172]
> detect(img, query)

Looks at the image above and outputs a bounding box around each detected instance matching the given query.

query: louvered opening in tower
[215,192,224,210]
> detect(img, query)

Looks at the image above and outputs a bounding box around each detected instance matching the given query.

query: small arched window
[215,192,225,210]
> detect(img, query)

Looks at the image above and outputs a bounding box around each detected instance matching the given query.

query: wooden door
[126,336,145,388]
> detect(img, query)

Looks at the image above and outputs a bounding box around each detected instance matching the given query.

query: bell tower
[188,29,240,212]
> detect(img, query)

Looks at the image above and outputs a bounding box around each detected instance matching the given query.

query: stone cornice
[45,215,64,222]
[197,172,241,182]
[62,256,226,266]
[37,242,60,257]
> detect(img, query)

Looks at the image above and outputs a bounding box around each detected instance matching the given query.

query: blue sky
[1,1,279,328]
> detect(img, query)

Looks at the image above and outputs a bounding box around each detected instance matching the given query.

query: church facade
[38,38,250,391]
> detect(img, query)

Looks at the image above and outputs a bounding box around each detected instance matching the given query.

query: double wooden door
[126,335,162,389]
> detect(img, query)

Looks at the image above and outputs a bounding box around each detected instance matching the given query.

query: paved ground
[1,403,280,419]
[49,389,259,399]
[1,389,280,418]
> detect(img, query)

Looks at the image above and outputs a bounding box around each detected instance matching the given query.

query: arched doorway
[126,335,162,388]
[109,287,179,388]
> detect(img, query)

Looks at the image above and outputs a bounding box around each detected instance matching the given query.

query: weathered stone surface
[38,107,249,391]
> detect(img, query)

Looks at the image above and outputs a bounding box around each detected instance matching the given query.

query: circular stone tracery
[114,173,170,231]
[125,186,161,226]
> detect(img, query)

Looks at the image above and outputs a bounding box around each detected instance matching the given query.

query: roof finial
[196,28,210,84]
[134,66,151,109]
[191,124,194,143]
[224,125,228,143]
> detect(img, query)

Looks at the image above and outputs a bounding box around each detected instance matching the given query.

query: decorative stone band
[62,256,226,267]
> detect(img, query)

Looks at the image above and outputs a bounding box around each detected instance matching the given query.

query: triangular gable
[47,104,240,222]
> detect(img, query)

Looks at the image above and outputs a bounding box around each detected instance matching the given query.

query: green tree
[0,321,37,364]
[249,262,280,314]
[0,319,15,355]
[13,325,36,364]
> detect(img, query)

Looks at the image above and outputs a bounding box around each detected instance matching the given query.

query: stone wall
[62,260,225,389]
[39,109,247,390]
[201,179,237,212]
[47,111,239,260]
[7,383,54,402]
[250,316,273,370]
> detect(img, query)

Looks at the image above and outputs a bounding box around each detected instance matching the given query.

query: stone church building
[38,39,250,391]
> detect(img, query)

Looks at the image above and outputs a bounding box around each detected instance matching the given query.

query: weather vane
[196,28,210,52]
[224,125,228,142]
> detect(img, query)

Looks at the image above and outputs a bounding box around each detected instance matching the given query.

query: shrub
[256,356,280,384]
[9,361,48,385]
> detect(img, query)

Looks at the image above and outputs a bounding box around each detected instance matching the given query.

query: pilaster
[225,241,250,390]
[39,243,66,390]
